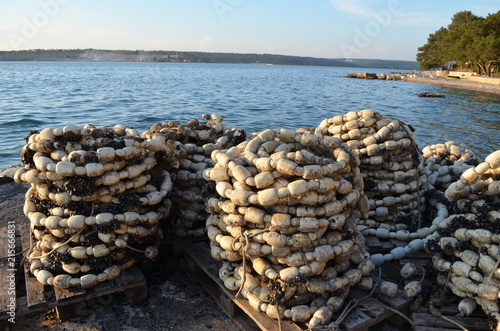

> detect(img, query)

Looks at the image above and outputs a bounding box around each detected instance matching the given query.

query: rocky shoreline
[346,72,500,94]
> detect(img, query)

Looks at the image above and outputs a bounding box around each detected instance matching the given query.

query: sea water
[0,61,499,170]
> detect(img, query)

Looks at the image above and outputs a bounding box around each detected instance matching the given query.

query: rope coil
[205,127,374,327]
[15,124,173,288]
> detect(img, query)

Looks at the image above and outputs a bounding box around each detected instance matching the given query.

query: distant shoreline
[0,49,420,70]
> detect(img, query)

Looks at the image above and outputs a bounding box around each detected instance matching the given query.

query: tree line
[0,49,420,70]
[416,10,500,76]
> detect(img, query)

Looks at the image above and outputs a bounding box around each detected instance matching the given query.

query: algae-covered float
[14,124,174,288]
[12,110,500,330]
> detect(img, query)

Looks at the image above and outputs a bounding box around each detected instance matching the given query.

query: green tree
[480,11,500,75]
[416,27,449,70]
[450,12,500,76]
[448,10,481,29]
[416,10,500,76]
[445,12,483,72]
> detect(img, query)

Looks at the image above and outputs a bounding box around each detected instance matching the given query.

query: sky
[0,0,498,61]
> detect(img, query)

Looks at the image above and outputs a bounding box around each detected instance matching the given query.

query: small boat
[446,75,461,79]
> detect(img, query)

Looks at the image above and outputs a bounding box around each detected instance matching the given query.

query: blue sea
[1,61,499,170]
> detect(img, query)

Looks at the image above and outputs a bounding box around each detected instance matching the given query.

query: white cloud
[329,0,380,19]
[392,12,449,27]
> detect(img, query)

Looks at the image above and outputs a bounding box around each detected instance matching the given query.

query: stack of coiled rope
[315,109,428,234]
[14,124,173,288]
[204,128,374,327]
[142,114,246,237]
[424,150,500,330]
[422,141,481,193]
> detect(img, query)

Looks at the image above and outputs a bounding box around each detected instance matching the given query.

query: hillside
[0,49,419,70]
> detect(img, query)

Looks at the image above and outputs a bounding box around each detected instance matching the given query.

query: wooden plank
[389,239,408,249]
[235,297,301,331]
[119,265,145,287]
[86,275,122,299]
[379,240,397,251]
[377,261,406,283]
[55,301,86,321]
[122,284,148,305]
[0,227,17,325]
[364,235,382,249]
[372,287,412,328]
[185,242,302,331]
[78,278,119,316]
[19,224,47,310]
[185,243,282,331]
[419,301,487,318]
[5,223,149,323]
[115,264,148,304]
[412,312,490,330]
[69,278,120,320]
[54,284,95,319]
[192,267,236,317]
[54,265,147,320]
[185,249,261,331]
[14,296,30,316]
[337,287,407,331]
[414,327,460,331]
[338,306,374,331]
[0,267,14,322]
[373,287,411,311]
[404,250,432,260]
[400,258,429,267]
[349,288,393,320]
[53,265,147,307]
[185,241,414,331]
[119,264,146,289]
[0,227,13,315]
[365,236,416,255]
[53,286,87,304]
[1,225,48,324]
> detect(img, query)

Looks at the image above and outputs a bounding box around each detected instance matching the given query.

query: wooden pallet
[184,242,300,331]
[0,224,148,329]
[412,302,491,331]
[184,241,412,331]
[364,235,408,255]
[335,285,411,331]
[397,250,491,331]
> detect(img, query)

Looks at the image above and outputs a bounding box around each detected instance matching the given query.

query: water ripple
[0,61,499,169]
[1,118,45,126]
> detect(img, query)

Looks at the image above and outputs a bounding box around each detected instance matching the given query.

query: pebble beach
[402,75,500,94]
